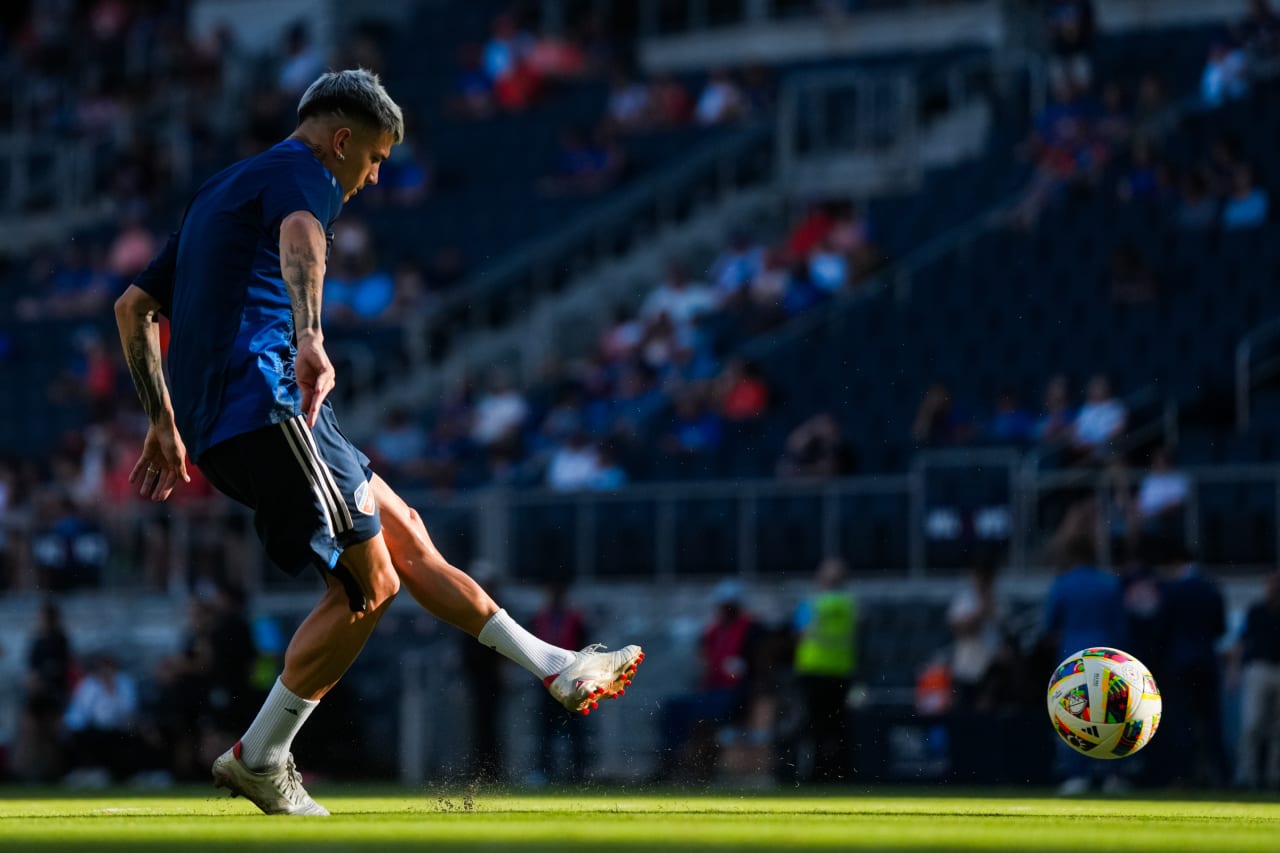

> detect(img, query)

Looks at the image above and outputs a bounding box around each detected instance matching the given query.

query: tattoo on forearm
[282,230,324,335]
[124,319,167,423]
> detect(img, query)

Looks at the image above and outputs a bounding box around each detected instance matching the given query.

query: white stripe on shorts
[279,420,336,538]
[287,416,355,532]
[279,416,349,537]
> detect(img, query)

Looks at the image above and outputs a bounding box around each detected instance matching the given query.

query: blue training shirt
[1043,564,1129,662]
[133,139,344,461]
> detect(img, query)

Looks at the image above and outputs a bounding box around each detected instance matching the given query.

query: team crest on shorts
[354,480,376,515]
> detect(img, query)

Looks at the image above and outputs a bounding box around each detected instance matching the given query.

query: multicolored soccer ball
[1046,647,1161,759]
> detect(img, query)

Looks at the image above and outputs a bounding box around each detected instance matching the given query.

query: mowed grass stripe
[1,793,1278,852]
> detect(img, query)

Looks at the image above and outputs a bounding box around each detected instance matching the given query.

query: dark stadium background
[0,0,1276,793]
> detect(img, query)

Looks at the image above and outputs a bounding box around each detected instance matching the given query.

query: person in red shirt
[785,202,834,259]
[699,580,756,690]
[716,358,770,422]
[654,580,761,781]
[650,73,693,126]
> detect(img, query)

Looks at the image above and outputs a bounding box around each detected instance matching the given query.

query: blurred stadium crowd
[3,0,1278,582]
[2,0,1280,791]
[0,1,799,592]
[9,543,1280,792]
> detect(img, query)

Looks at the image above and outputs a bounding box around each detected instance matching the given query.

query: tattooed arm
[115,286,170,423]
[279,210,334,427]
[114,284,189,500]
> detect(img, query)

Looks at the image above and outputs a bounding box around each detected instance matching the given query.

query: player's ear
[332,126,352,161]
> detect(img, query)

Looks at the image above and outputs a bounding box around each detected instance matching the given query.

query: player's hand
[130,420,191,502]
[296,334,335,428]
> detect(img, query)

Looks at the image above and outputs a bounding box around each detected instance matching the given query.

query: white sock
[477,608,577,680]
[238,678,319,771]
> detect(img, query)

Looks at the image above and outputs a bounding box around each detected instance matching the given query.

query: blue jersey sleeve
[132,231,180,314]
[261,162,341,231]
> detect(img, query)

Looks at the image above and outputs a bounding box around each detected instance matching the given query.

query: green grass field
[1,787,1277,852]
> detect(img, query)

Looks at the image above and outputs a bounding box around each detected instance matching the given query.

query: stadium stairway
[347,24,1224,462]
[340,43,1040,440]
[643,25,1276,478]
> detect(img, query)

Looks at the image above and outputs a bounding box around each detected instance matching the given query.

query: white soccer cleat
[212,742,329,816]
[544,643,645,715]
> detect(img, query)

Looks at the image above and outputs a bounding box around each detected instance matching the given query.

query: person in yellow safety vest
[792,557,857,783]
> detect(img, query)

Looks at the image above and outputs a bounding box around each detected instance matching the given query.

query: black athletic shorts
[198,404,382,598]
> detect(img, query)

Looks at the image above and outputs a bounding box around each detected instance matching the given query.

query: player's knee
[405,505,428,535]
[370,563,401,608]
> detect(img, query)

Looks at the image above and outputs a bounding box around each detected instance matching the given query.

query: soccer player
[112,69,643,815]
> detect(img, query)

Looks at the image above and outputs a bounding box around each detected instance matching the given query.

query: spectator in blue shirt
[1044,517,1128,664]
[986,389,1035,444]
[1222,165,1270,229]
[663,392,724,456]
[1042,502,1127,794]
[1201,41,1250,107]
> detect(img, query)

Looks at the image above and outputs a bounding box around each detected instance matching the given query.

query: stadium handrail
[909,447,1025,574]
[356,49,1029,426]
[403,120,773,344]
[737,39,1203,370]
[1235,316,1280,430]
[12,459,1277,595]
[1021,383,1167,476]
[0,134,102,245]
[776,50,1039,198]
[626,0,973,38]
[0,81,195,249]
[341,46,1047,440]
[736,197,1017,365]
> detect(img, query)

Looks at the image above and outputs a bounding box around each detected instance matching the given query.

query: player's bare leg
[213,535,399,815]
[372,475,496,635]
[371,475,644,714]
[280,535,400,699]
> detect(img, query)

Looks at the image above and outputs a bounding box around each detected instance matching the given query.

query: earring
[336,152,345,161]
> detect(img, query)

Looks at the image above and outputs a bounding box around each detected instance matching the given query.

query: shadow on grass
[0,840,1008,845]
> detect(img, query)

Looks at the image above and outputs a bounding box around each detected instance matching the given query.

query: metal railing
[620,0,986,37]
[777,68,921,196]
[1022,384,1169,475]
[347,122,777,431]
[6,458,1278,598]
[346,44,1045,433]
[912,447,1025,574]
[774,52,1039,198]
[0,134,97,220]
[408,121,773,345]
[1235,317,1280,430]
[352,41,1045,429]
[0,82,197,247]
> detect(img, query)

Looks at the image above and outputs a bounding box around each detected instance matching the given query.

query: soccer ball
[1046,647,1161,759]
